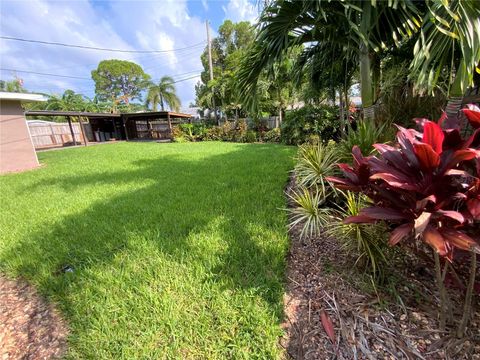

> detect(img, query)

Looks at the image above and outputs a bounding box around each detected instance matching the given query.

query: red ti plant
[327,105,480,333]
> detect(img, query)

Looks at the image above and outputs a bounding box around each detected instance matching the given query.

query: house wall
[0,99,40,174]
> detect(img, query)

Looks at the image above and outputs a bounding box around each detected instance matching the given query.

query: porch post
[66,116,77,146]
[167,113,172,138]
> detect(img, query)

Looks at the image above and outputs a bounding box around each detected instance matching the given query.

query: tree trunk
[359,44,375,122]
[444,66,467,129]
[278,106,283,128]
[344,84,350,136]
[339,89,345,134]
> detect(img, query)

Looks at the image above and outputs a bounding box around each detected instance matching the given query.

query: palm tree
[146,76,181,112]
[410,0,480,127]
[237,0,420,120]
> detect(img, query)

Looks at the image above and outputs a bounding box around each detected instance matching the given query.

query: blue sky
[0,0,258,109]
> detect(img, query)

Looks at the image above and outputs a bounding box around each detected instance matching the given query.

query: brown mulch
[0,275,68,360]
[280,178,480,359]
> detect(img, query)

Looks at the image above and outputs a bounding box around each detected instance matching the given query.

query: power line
[1,68,202,83]
[0,35,206,53]
[0,68,92,80]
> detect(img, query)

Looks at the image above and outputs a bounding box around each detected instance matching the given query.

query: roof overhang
[0,92,47,103]
[25,110,120,118]
[123,111,192,119]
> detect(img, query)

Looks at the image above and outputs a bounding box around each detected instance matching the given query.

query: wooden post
[122,116,129,140]
[50,123,57,145]
[77,116,88,146]
[167,113,172,139]
[66,116,77,146]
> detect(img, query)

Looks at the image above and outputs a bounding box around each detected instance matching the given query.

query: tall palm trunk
[444,69,467,129]
[359,44,375,122]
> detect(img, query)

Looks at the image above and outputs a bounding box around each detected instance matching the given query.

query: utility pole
[206,20,219,125]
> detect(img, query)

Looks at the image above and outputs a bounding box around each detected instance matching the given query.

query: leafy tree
[45,90,90,112]
[410,0,480,124]
[196,20,255,119]
[237,0,420,120]
[91,59,151,109]
[146,76,181,112]
[0,77,26,93]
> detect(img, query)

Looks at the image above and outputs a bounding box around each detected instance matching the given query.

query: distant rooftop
[0,92,46,102]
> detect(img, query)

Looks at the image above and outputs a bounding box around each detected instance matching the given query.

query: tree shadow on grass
[2,143,295,357]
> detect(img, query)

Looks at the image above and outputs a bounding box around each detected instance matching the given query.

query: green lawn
[0,142,295,359]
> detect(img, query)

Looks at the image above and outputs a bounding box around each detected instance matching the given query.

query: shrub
[327,106,480,333]
[338,120,395,162]
[326,191,388,278]
[263,128,281,143]
[172,125,186,142]
[295,142,340,194]
[245,130,257,143]
[281,104,340,145]
[286,186,332,239]
[203,126,223,141]
[232,120,248,142]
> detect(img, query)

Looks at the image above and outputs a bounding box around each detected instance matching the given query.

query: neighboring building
[0,92,46,174]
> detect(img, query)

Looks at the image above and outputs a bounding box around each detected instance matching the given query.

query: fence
[216,116,281,129]
[28,122,92,149]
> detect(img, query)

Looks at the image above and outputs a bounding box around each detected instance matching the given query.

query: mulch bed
[280,178,480,359]
[0,275,68,360]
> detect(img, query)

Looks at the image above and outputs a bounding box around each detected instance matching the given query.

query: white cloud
[0,0,206,107]
[222,0,258,23]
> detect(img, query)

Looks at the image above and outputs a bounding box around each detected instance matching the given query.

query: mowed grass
[0,141,295,359]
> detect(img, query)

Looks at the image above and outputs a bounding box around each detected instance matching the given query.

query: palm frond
[411,0,480,95]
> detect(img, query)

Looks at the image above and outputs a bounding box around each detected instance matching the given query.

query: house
[0,92,46,174]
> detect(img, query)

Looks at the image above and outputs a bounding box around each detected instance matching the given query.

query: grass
[0,141,296,359]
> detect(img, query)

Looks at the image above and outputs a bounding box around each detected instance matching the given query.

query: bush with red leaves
[327,106,480,261]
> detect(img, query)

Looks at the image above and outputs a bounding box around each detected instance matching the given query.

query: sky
[0,0,259,109]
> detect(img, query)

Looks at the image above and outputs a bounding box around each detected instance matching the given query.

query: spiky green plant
[338,120,394,162]
[286,187,333,239]
[326,191,388,278]
[294,142,339,195]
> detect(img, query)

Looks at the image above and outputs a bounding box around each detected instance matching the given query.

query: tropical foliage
[327,106,480,334]
[281,105,339,145]
[91,59,151,107]
[146,76,181,112]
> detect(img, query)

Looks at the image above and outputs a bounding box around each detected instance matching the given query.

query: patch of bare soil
[0,275,68,360]
[281,179,480,359]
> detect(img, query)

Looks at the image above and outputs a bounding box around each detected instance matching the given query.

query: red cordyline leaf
[396,126,420,167]
[423,121,444,154]
[352,145,365,167]
[445,149,477,169]
[343,215,377,224]
[416,195,436,211]
[320,310,336,344]
[440,229,480,253]
[423,226,449,257]
[360,206,408,220]
[462,105,480,129]
[437,112,447,127]
[415,212,432,235]
[373,143,396,153]
[414,143,440,170]
[326,176,361,191]
[467,198,480,220]
[443,129,463,149]
[414,118,429,131]
[464,129,480,149]
[434,210,465,224]
[389,223,413,246]
[369,173,418,190]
